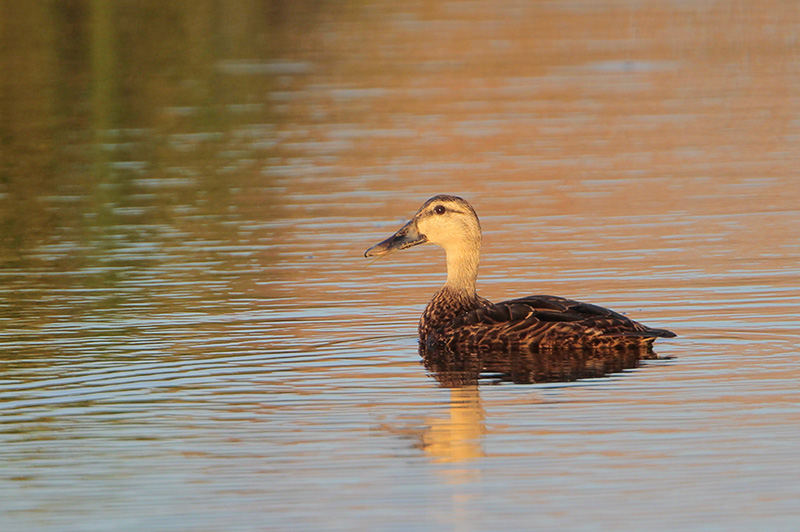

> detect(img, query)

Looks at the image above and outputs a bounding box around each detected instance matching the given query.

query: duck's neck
[443,242,480,295]
[419,233,484,343]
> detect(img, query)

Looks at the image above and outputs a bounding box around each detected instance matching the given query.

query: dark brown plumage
[422,291,675,353]
[365,195,675,376]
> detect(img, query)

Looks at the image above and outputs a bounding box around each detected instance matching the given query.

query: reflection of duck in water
[366,195,675,381]
[419,385,485,464]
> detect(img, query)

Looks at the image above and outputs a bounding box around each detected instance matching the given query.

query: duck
[365,194,675,356]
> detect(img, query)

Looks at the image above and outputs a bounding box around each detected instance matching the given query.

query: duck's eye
[434,205,446,215]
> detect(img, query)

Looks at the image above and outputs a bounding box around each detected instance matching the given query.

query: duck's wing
[447,294,675,350]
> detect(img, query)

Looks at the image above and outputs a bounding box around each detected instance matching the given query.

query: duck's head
[365,195,482,259]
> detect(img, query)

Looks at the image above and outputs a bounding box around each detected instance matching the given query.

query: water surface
[2,1,800,531]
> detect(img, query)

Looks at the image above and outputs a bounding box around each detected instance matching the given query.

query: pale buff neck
[443,240,480,294]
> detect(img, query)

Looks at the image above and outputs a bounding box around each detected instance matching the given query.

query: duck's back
[423,294,675,352]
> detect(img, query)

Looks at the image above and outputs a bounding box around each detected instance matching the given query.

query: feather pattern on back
[422,293,675,353]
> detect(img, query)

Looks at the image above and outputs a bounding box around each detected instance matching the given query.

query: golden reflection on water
[421,385,485,464]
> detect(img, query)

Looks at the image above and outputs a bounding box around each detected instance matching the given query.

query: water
[2,1,800,530]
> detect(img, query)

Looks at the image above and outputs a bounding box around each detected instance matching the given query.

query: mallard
[365,194,675,355]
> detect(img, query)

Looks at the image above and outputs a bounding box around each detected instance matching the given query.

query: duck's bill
[364,221,427,257]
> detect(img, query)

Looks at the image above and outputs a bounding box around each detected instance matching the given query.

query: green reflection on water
[0,1,331,335]
[0,0,331,259]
